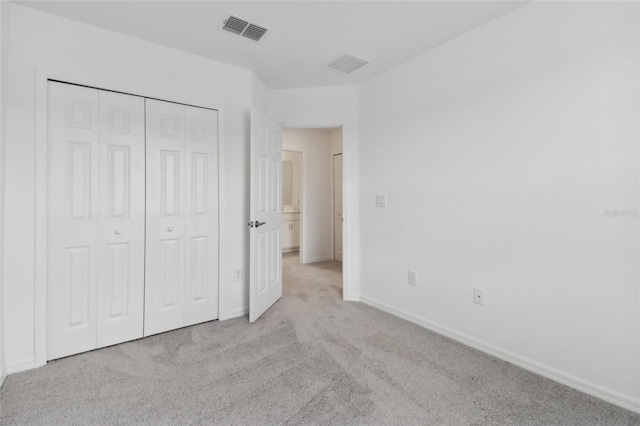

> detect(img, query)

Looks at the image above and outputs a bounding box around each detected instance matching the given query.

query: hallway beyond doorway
[283,252,342,300]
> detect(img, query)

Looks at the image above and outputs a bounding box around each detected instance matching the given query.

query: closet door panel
[47,83,100,360]
[145,99,187,336]
[184,106,219,326]
[96,91,145,348]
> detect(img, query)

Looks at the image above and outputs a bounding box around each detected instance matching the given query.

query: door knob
[248,221,254,228]
[255,221,266,228]
[167,227,174,232]
[114,229,122,235]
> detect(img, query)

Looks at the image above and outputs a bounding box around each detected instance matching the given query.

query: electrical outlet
[408,270,417,286]
[474,288,485,305]
[375,194,387,208]
[234,269,242,282]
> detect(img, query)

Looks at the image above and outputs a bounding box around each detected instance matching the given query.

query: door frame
[33,69,223,368]
[333,153,343,262]
[282,149,303,261]
[281,124,353,301]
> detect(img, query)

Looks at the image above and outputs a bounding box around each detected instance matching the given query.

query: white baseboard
[6,357,36,375]
[303,256,332,264]
[357,294,640,414]
[220,307,248,321]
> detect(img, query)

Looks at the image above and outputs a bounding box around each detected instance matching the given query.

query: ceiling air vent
[222,16,248,35]
[326,54,369,74]
[222,15,269,42]
[243,24,268,42]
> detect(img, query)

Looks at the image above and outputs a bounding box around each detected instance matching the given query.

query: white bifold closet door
[47,82,145,360]
[144,99,219,336]
[48,83,219,360]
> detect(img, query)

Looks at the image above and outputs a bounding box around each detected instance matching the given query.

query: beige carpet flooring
[0,253,638,425]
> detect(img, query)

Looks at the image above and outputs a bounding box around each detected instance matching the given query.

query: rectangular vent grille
[222,15,268,42]
[243,24,268,42]
[326,54,369,74]
[222,16,248,35]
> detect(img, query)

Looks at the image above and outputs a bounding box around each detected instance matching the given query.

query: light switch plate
[375,194,387,208]
[408,270,417,286]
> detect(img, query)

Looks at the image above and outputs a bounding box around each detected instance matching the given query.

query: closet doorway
[46,81,219,360]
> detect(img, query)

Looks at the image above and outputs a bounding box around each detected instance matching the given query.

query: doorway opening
[281,127,343,295]
[282,150,302,262]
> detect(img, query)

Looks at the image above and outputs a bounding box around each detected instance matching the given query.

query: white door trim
[33,69,223,368]
[333,153,343,262]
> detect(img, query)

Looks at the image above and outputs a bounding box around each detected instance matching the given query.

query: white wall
[251,73,270,117]
[358,1,639,411]
[3,4,254,372]
[283,129,333,262]
[0,0,11,387]
[268,86,359,298]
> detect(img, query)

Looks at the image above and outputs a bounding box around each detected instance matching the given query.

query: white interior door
[145,99,218,336]
[249,109,283,323]
[47,82,145,360]
[48,83,100,360]
[96,90,146,348]
[333,154,343,262]
[183,106,219,327]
